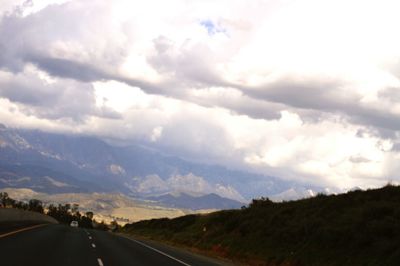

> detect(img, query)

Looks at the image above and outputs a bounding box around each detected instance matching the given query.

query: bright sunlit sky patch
[1,0,400,189]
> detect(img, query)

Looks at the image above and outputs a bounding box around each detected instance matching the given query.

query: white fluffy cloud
[2,0,400,190]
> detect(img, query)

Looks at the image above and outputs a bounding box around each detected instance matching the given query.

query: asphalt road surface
[0,224,231,266]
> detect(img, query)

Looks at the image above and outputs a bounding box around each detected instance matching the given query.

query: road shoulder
[116,232,241,266]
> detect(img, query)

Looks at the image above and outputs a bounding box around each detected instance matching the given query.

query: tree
[0,192,8,207]
[14,201,28,210]
[249,197,273,208]
[28,199,44,213]
[72,203,79,214]
[0,192,16,208]
[1,192,99,229]
[47,203,72,223]
[110,220,119,231]
[86,211,94,219]
[95,221,109,231]
[80,215,94,228]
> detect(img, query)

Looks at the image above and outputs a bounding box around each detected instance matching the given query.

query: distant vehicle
[70,221,79,227]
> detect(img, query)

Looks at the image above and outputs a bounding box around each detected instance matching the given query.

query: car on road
[70,221,79,227]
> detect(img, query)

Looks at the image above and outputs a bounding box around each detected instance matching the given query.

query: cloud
[0,0,286,121]
[0,1,129,76]
[150,126,163,142]
[27,56,110,82]
[229,74,400,135]
[147,35,226,88]
[2,0,400,191]
[0,66,120,121]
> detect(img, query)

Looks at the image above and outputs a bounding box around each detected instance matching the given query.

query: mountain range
[0,124,320,209]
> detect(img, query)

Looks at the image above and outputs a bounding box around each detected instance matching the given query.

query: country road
[0,224,230,266]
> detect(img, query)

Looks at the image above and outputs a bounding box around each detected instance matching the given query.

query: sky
[1,0,400,190]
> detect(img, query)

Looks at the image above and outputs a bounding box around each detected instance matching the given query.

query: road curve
[0,224,229,266]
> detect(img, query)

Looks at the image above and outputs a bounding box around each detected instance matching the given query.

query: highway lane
[0,224,229,266]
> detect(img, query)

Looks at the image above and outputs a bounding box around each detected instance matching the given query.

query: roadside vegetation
[0,192,112,230]
[122,184,400,266]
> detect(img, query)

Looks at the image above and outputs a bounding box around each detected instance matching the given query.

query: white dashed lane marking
[97,258,104,266]
[92,243,96,248]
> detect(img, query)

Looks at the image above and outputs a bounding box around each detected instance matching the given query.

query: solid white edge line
[97,258,104,266]
[121,236,192,266]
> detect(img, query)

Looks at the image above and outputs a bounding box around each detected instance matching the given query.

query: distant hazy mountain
[0,124,318,209]
[147,192,244,210]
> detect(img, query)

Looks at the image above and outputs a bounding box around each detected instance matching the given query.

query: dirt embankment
[0,208,58,225]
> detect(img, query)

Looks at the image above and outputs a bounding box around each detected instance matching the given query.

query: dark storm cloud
[378,87,400,102]
[231,77,400,134]
[219,99,282,120]
[239,78,355,113]
[27,55,111,82]
[349,106,400,132]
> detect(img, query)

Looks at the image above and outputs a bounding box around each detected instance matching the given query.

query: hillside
[122,185,400,266]
[2,188,214,224]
